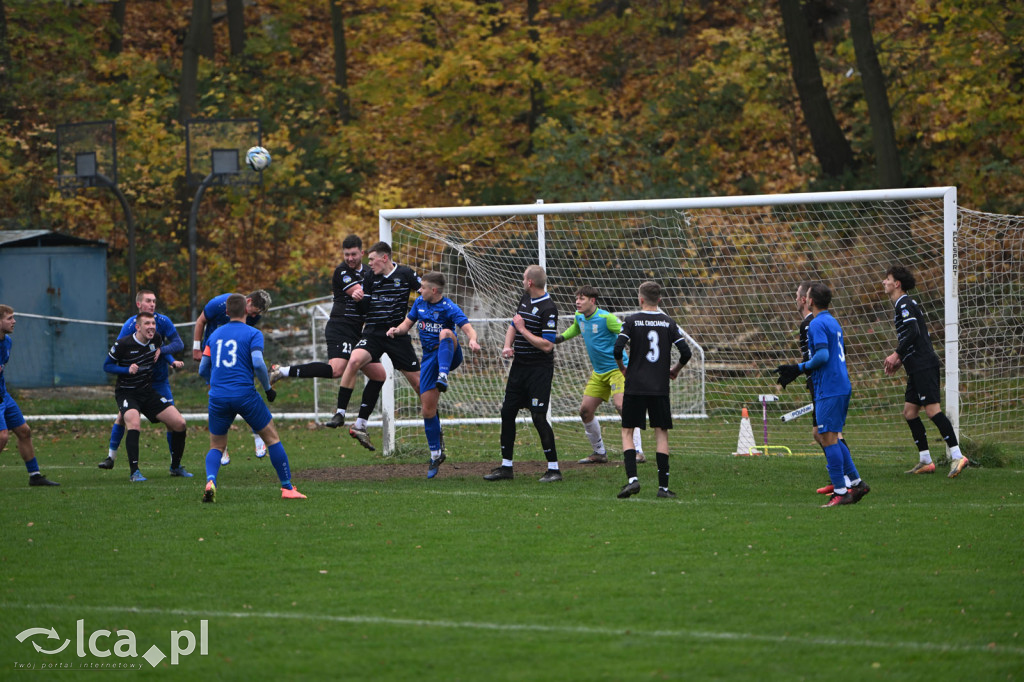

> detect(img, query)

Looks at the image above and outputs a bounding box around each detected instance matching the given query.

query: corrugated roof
[0,230,106,248]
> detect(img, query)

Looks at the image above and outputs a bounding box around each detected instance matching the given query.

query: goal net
[366,188,1022,460]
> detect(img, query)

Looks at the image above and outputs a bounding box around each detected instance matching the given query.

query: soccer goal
[371,187,1022,459]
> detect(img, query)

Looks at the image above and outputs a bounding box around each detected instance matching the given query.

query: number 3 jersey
[203,321,265,399]
[616,310,691,396]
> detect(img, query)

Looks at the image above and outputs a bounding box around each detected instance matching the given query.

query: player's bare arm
[387,318,415,338]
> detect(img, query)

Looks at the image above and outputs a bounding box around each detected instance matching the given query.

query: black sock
[499,409,517,461]
[906,417,929,452]
[656,452,670,489]
[336,386,354,412]
[929,411,959,449]
[126,430,140,474]
[291,362,333,379]
[623,449,638,480]
[358,380,384,420]
[170,430,186,469]
[532,412,558,462]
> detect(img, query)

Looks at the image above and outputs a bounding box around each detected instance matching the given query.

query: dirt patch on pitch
[301,460,600,482]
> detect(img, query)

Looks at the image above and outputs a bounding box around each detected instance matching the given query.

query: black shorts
[115,387,174,424]
[325,320,362,361]
[502,362,554,414]
[905,366,942,406]
[354,334,420,372]
[621,394,673,430]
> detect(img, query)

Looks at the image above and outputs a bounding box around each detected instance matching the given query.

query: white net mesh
[365,190,1023,459]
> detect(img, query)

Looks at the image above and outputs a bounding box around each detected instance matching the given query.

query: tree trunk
[195,0,214,60]
[108,0,127,56]
[179,0,205,122]
[226,0,246,57]
[846,0,903,188]
[779,0,855,178]
[0,0,11,115]
[525,0,543,155]
[329,0,351,123]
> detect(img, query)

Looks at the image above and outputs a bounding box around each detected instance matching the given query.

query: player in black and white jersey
[882,265,968,478]
[483,264,563,483]
[269,235,388,430]
[331,241,422,450]
[613,281,691,499]
[103,311,189,482]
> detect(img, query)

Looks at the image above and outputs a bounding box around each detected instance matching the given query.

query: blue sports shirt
[0,335,11,401]
[202,321,266,400]
[120,313,183,384]
[804,310,851,399]
[202,293,261,343]
[561,308,625,374]
[406,296,470,353]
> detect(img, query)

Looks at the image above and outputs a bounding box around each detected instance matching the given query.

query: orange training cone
[732,407,761,456]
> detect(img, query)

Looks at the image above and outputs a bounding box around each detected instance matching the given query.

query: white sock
[628,476,638,484]
[548,462,559,471]
[107,450,117,460]
[354,418,368,430]
[919,450,933,464]
[950,446,963,459]
[501,458,514,468]
[430,450,442,460]
[632,428,643,453]
[278,365,291,375]
[583,419,604,454]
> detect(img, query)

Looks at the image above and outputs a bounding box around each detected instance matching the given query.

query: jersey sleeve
[561,315,582,341]
[407,296,425,322]
[448,300,470,328]
[602,311,623,335]
[119,317,135,338]
[541,306,558,343]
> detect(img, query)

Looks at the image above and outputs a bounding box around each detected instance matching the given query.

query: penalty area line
[3,602,1022,657]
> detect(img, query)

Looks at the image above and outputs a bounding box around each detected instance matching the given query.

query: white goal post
[375,187,975,458]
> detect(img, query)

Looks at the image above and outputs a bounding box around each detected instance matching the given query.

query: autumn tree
[179,0,214,121]
[226,0,246,57]
[779,0,855,177]
[107,0,126,56]
[329,0,351,123]
[846,0,902,187]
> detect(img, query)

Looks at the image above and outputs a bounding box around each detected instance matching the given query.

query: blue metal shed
[0,230,108,387]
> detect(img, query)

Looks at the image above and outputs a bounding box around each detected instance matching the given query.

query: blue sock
[25,457,40,475]
[109,422,126,452]
[438,338,454,375]
[823,443,847,492]
[424,414,442,453]
[267,442,292,489]
[839,440,859,482]
[205,449,222,483]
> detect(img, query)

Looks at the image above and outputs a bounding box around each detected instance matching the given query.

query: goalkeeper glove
[265,387,277,403]
[775,364,801,389]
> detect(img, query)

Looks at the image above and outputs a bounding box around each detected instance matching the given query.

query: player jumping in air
[387,272,481,478]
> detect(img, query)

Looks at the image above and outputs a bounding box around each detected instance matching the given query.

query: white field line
[2,602,1022,657]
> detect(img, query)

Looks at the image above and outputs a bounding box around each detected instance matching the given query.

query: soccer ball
[245,146,272,171]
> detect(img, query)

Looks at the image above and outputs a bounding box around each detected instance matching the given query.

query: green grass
[1,413,1022,681]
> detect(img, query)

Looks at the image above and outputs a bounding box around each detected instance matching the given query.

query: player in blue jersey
[776,283,870,507]
[554,285,645,464]
[198,294,306,502]
[0,305,60,487]
[387,272,481,478]
[98,290,184,471]
[192,289,272,465]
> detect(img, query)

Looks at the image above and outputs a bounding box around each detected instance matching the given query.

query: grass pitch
[1,411,1022,681]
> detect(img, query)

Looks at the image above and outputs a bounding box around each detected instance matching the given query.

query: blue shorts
[153,380,174,404]
[815,394,850,435]
[207,391,272,436]
[419,344,463,394]
[0,394,26,432]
